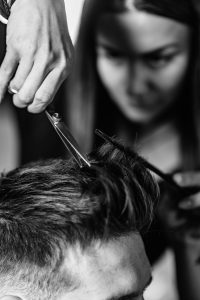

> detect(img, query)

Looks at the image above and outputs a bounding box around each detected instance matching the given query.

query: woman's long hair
[66,0,200,169]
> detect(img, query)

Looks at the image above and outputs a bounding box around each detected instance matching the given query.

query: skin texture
[0,0,74,113]
[0,233,152,300]
[96,10,191,124]
[59,233,152,300]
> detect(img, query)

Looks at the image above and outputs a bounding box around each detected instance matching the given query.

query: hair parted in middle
[66,0,200,169]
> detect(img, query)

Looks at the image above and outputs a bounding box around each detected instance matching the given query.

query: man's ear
[0,296,22,300]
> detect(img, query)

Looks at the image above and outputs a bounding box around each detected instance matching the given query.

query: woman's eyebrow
[96,41,179,57]
[96,41,122,52]
[142,44,179,56]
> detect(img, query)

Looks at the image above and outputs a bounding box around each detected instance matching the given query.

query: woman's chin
[122,108,157,124]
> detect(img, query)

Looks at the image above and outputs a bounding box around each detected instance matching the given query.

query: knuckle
[41,45,51,61]
[13,98,26,108]
[0,80,6,90]
[24,44,37,56]
[67,43,75,66]
[58,54,74,79]
[7,35,35,55]
[2,66,11,76]
[1,58,13,74]
[40,50,53,70]
[48,51,55,65]
[60,62,68,80]
[34,91,51,104]
[17,94,32,104]
[10,83,22,91]
[70,42,75,59]
[66,37,75,57]
[10,79,22,90]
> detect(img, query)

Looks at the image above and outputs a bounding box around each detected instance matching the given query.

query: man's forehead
[60,233,151,300]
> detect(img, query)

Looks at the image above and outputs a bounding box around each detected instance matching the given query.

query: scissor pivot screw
[52,113,62,124]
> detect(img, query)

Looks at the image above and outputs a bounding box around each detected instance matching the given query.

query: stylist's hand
[159,172,200,243]
[174,172,200,211]
[0,0,74,113]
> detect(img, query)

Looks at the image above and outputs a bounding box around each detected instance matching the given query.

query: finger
[0,50,18,101]
[165,210,187,228]
[8,57,34,92]
[173,172,200,187]
[27,67,65,113]
[179,192,200,209]
[12,58,47,108]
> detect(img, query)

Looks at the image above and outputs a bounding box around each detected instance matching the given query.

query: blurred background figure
[64,0,200,299]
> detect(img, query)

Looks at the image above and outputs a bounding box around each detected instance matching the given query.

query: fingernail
[179,199,194,209]
[173,174,182,184]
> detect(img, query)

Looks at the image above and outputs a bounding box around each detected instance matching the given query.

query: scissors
[8,86,91,167]
[45,109,91,168]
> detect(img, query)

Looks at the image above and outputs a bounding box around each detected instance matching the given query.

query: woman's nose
[127,60,149,95]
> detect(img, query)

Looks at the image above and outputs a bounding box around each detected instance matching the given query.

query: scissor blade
[55,122,91,167]
[45,110,91,167]
[53,126,84,167]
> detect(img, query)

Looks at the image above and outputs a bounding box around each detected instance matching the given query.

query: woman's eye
[145,54,174,69]
[96,46,125,60]
[105,49,125,60]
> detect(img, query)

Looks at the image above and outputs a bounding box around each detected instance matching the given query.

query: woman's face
[96,10,192,123]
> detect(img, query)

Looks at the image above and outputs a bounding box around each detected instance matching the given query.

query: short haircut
[0,140,158,299]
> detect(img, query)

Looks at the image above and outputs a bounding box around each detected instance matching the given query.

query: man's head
[0,141,158,300]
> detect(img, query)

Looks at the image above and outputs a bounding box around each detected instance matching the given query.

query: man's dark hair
[0,141,158,299]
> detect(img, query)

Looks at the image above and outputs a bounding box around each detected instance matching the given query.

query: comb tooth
[95,129,111,143]
[95,129,182,193]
